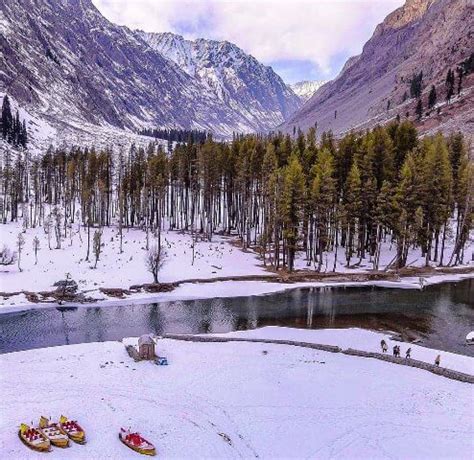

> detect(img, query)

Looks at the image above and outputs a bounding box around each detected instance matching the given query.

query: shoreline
[1,265,472,314]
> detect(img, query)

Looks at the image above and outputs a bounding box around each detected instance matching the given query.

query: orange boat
[119,428,156,456]
[58,415,86,444]
[19,423,51,452]
[38,416,70,448]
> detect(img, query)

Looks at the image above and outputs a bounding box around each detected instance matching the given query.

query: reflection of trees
[84,307,105,343]
[146,303,165,335]
[60,310,70,345]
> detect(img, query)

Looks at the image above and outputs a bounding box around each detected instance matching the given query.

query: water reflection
[0,279,472,355]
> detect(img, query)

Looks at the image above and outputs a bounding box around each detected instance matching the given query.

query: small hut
[138,334,156,360]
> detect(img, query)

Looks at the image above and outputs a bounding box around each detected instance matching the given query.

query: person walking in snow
[393,345,399,357]
[381,340,388,353]
[435,354,441,366]
[394,345,401,357]
[405,347,411,359]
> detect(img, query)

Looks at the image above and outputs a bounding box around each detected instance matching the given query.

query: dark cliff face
[0,0,300,141]
[282,0,473,137]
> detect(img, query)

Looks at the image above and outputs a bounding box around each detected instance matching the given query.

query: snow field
[0,330,472,459]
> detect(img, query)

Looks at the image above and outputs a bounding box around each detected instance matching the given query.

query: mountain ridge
[282,0,473,138]
[0,0,300,150]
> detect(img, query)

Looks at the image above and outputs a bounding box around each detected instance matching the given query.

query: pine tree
[415,98,423,120]
[282,155,305,271]
[343,161,362,266]
[445,69,455,102]
[428,85,437,109]
[410,71,423,98]
[1,95,13,140]
[456,67,463,95]
[311,148,336,270]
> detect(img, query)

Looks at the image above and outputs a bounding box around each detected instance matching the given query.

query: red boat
[119,428,156,456]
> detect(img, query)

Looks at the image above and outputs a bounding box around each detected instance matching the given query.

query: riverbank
[0,327,472,459]
[1,223,472,311]
[1,265,473,313]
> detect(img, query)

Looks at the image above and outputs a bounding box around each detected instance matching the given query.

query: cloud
[93,0,404,82]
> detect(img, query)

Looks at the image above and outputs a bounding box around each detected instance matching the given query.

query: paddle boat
[38,416,70,448]
[119,427,156,456]
[58,415,86,444]
[19,423,51,452]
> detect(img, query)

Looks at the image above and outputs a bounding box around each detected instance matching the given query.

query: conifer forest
[1,121,472,273]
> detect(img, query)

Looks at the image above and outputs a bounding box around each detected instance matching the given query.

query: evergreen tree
[428,85,437,109]
[445,69,455,102]
[415,98,423,120]
[1,95,13,140]
[410,71,423,98]
[343,161,362,266]
[282,156,305,271]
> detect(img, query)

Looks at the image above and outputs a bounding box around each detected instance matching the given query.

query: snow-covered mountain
[290,81,327,101]
[137,31,301,131]
[0,0,301,150]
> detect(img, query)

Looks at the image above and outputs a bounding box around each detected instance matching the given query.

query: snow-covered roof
[138,334,155,346]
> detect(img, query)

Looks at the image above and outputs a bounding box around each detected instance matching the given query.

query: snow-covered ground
[0,220,473,309]
[0,327,472,459]
[213,327,474,375]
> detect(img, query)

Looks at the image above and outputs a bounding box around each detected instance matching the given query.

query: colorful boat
[58,415,86,444]
[119,428,156,456]
[38,416,70,448]
[19,423,51,452]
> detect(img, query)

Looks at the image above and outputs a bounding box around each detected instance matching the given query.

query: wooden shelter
[138,334,156,360]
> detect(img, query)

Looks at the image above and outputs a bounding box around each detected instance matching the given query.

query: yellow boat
[19,423,51,452]
[38,416,70,448]
[119,428,156,456]
[58,415,86,444]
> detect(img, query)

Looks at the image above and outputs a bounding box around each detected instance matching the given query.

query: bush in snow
[0,245,17,266]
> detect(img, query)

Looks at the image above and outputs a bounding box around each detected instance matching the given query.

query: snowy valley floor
[0,327,472,459]
[0,223,473,310]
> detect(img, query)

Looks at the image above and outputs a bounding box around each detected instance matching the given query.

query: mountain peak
[374,0,435,37]
[137,31,301,123]
[290,81,327,101]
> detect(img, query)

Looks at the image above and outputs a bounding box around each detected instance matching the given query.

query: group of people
[380,340,441,366]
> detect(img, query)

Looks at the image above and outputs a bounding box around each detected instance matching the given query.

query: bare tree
[0,245,17,266]
[44,214,53,250]
[93,229,103,269]
[52,206,63,249]
[32,236,40,265]
[145,244,167,283]
[17,233,25,272]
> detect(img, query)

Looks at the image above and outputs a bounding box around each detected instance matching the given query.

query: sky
[92,0,404,84]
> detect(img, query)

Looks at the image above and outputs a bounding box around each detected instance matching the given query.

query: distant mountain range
[1,0,471,152]
[289,81,327,101]
[282,0,473,137]
[0,0,300,150]
[137,31,301,133]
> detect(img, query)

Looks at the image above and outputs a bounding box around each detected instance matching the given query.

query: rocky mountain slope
[290,80,327,101]
[282,0,473,138]
[0,0,300,150]
[137,31,301,132]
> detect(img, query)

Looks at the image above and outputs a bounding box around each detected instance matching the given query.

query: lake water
[0,279,472,355]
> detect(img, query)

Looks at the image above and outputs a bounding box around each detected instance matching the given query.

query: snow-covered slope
[0,0,301,149]
[290,80,327,101]
[137,31,301,132]
[0,331,472,459]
